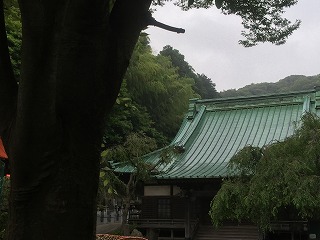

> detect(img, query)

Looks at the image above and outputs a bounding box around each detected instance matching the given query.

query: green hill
[220,74,320,98]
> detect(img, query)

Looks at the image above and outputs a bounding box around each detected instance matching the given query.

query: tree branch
[148,17,185,34]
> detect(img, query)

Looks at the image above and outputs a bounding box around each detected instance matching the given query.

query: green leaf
[101,149,109,157]
[188,0,194,7]
[121,97,131,103]
[99,171,106,178]
[103,179,109,186]
[101,166,110,171]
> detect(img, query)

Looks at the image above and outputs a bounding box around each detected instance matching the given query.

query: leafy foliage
[103,80,167,148]
[174,0,301,47]
[159,45,197,79]
[159,45,220,99]
[221,0,301,47]
[194,74,220,99]
[0,177,9,240]
[97,165,127,211]
[210,113,320,231]
[3,0,21,80]
[125,37,197,138]
[98,132,161,232]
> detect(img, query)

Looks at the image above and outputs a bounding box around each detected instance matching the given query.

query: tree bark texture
[0,0,152,239]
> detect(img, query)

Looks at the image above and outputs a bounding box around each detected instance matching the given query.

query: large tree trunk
[0,0,152,239]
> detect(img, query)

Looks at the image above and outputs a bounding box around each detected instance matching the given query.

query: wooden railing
[270,220,308,231]
[128,218,198,228]
[128,218,200,240]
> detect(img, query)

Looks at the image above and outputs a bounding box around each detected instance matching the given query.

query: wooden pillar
[185,197,191,240]
[146,228,158,240]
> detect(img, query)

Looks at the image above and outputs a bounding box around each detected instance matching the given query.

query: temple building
[115,88,320,240]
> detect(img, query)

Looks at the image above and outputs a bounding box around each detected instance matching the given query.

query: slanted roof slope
[115,88,320,180]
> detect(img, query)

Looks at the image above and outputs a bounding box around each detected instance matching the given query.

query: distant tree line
[220,74,320,98]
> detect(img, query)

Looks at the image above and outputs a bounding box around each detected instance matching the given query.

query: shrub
[0,177,10,240]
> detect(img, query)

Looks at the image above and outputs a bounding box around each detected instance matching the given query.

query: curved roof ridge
[171,105,206,146]
[115,89,319,179]
[157,106,208,177]
[198,88,317,104]
[155,90,316,179]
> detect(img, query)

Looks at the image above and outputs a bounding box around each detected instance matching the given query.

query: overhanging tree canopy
[176,0,301,46]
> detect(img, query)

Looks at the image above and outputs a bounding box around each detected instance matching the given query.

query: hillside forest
[220,74,320,98]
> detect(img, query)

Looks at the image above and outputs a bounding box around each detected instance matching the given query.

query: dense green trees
[159,45,196,79]
[210,113,320,232]
[0,177,9,240]
[125,38,198,138]
[102,35,202,149]
[0,0,302,239]
[159,45,220,99]
[3,0,21,79]
[103,80,167,148]
[194,74,220,99]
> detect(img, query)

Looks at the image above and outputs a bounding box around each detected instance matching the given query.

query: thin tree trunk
[121,173,135,235]
[121,196,131,236]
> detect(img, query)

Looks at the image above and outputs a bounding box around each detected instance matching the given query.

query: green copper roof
[115,88,320,179]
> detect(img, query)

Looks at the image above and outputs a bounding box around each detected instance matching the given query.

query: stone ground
[96,223,122,234]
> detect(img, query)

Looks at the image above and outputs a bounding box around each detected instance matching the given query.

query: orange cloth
[0,138,8,159]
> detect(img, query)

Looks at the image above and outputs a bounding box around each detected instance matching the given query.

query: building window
[158,198,171,219]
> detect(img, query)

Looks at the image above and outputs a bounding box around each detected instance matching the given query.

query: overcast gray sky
[146,0,320,91]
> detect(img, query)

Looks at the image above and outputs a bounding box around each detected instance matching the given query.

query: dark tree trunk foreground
[0,0,152,239]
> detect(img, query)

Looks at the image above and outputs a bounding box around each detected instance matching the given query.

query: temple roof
[115,88,320,180]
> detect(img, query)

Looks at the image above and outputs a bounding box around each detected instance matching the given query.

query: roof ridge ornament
[302,96,311,114]
[314,86,320,109]
[187,98,199,120]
